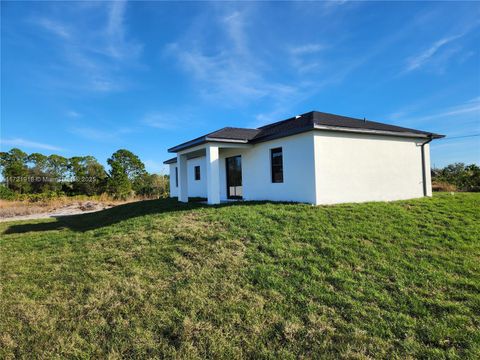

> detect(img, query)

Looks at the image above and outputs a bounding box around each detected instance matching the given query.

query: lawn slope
[1,194,479,359]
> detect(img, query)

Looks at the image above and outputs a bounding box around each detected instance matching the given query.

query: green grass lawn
[1,193,479,359]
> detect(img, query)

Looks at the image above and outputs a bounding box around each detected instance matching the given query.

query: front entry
[226,155,242,199]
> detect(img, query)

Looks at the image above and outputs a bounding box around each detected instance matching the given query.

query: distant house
[164,111,444,205]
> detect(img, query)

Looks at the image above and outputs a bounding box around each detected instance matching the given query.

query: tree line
[0,148,169,200]
[432,163,480,192]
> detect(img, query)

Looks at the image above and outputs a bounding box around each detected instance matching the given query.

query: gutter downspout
[421,135,434,197]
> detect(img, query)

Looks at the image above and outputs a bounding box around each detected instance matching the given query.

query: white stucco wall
[187,157,207,198]
[168,158,207,198]
[313,131,426,204]
[169,164,178,198]
[423,143,432,197]
[218,132,317,203]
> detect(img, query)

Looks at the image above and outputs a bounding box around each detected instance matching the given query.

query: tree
[107,161,132,199]
[135,173,169,198]
[0,147,169,198]
[107,149,146,197]
[27,153,48,172]
[27,153,49,193]
[45,154,69,193]
[432,163,480,192]
[0,148,31,193]
[68,156,107,195]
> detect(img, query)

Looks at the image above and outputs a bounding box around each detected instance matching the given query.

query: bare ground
[0,201,118,223]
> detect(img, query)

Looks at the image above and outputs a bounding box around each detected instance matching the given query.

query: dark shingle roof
[163,157,177,164]
[208,127,261,141]
[251,111,441,143]
[167,110,444,154]
[168,127,260,152]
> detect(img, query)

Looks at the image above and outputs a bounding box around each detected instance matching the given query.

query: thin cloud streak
[290,43,325,55]
[405,98,480,124]
[403,21,479,74]
[405,35,462,73]
[288,43,326,73]
[1,138,63,151]
[66,110,82,118]
[33,17,71,39]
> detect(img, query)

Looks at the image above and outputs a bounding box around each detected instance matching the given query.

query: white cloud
[222,11,248,55]
[66,110,81,118]
[144,159,167,174]
[30,1,142,93]
[166,8,298,105]
[105,0,143,60]
[252,109,287,128]
[142,112,177,130]
[323,0,349,9]
[34,18,71,39]
[290,43,325,55]
[1,138,63,151]
[70,126,133,141]
[288,43,326,73]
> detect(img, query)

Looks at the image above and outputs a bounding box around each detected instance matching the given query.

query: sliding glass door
[226,155,242,199]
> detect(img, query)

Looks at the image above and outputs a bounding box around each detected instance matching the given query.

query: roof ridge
[311,111,433,134]
[257,112,313,129]
[206,126,229,137]
[220,126,259,131]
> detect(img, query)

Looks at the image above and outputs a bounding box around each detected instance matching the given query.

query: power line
[438,134,480,140]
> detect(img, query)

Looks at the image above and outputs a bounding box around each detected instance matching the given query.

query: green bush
[0,185,17,200]
[432,163,480,192]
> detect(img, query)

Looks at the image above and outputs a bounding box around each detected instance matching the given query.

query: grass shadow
[2,197,306,235]
[2,198,215,234]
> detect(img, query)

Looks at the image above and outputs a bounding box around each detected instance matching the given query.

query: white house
[164,111,444,205]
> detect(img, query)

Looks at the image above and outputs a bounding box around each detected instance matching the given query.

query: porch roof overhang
[168,127,261,153]
[164,141,253,164]
[168,137,250,153]
[163,157,177,164]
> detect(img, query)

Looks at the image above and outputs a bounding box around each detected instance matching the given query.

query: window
[194,165,201,180]
[175,167,178,187]
[271,147,283,183]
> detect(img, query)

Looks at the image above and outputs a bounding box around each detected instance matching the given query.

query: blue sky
[1,1,479,173]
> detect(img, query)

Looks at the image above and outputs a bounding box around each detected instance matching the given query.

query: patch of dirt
[0,201,116,223]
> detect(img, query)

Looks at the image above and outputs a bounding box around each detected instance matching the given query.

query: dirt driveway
[0,201,116,223]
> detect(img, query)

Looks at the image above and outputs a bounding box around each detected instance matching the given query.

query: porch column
[423,143,433,197]
[177,154,188,202]
[206,145,220,204]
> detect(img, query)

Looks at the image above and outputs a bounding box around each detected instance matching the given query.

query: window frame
[270,147,284,183]
[194,165,201,181]
[175,167,178,187]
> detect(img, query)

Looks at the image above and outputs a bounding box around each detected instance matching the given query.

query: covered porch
[175,142,251,205]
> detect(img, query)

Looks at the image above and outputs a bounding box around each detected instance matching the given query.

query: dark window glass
[194,166,201,180]
[226,155,242,199]
[271,147,283,183]
[175,167,178,187]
